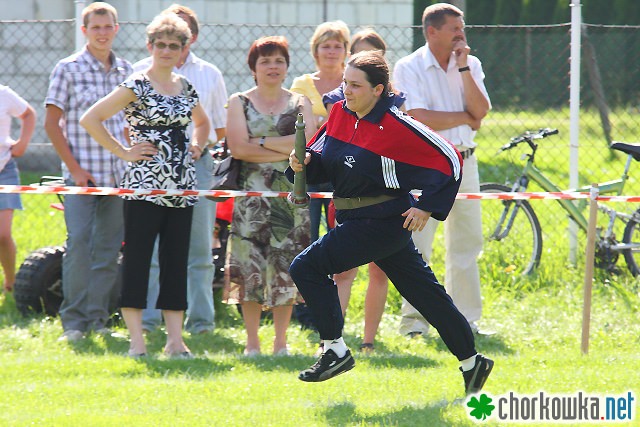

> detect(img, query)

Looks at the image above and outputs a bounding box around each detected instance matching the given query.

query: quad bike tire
[14,246,65,317]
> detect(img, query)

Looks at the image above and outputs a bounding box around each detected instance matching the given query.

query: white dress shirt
[393,44,491,150]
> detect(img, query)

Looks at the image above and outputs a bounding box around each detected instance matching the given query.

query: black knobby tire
[621,208,640,276]
[14,246,65,317]
[480,183,543,276]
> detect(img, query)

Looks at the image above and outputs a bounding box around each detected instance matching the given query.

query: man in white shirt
[134,4,228,335]
[393,2,491,336]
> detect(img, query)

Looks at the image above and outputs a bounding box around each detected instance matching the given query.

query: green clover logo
[467,393,495,421]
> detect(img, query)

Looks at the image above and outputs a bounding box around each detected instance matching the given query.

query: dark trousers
[289,214,476,361]
[121,200,193,310]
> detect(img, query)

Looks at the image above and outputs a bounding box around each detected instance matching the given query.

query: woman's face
[254,53,288,85]
[343,65,382,117]
[149,35,185,68]
[315,38,347,69]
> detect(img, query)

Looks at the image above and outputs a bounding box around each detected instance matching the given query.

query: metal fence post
[569,0,582,265]
[75,1,85,52]
[581,183,598,355]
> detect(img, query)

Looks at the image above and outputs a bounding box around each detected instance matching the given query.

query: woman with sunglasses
[80,13,210,358]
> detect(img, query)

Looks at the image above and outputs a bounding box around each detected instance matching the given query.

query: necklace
[265,99,280,114]
[259,95,283,114]
[253,87,289,115]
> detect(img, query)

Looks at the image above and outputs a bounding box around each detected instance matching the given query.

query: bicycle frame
[519,158,630,232]
[512,150,640,260]
[485,129,640,275]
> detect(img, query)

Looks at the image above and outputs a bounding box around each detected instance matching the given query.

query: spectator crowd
[3,1,494,395]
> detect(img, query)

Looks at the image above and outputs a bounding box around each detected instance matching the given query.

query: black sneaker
[299,349,355,382]
[461,354,494,394]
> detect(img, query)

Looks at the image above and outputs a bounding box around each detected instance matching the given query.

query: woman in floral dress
[80,13,210,358]
[224,36,315,356]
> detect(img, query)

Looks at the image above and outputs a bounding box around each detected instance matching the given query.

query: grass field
[0,109,638,425]
[0,271,638,426]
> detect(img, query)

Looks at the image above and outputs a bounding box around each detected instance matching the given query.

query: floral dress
[120,73,199,207]
[223,92,311,308]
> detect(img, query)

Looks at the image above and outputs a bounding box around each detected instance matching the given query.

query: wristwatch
[259,136,266,147]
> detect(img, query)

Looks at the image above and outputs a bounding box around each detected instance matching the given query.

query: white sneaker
[58,330,84,342]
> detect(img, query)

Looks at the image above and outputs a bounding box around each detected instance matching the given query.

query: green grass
[0,109,638,425]
[0,277,638,426]
[11,171,66,266]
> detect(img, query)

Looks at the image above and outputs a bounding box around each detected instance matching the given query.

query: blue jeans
[59,188,123,332]
[142,154,216,333]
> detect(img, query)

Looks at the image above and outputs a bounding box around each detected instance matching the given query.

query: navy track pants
[289,214,476,361]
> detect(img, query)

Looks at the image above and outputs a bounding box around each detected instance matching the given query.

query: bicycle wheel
[621,208,640,276]
[480,183,543,275]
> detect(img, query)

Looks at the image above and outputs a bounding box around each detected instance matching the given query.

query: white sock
[461,354,478,372]
[323,337,347,358]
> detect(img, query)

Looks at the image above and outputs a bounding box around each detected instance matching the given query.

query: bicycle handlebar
[500,128,559,151]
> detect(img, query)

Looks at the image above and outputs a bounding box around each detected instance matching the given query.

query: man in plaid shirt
[44,2,132,341]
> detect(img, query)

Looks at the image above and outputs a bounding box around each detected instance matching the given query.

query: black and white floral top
[120,73,199,207]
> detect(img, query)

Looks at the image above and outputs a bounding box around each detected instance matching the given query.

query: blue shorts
[0,158,22,210]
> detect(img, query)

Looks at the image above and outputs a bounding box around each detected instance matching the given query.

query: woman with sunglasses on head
[80,12,210,358]
[287,51,493,395]
[290,21,350,250]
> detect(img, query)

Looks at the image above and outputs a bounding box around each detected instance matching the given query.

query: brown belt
[333,194,397,210]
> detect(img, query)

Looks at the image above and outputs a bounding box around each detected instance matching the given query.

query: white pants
[399,154,483,334]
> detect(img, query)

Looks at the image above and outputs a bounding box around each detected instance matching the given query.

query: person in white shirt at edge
[393,2,491,337]
[132,4,228,336]
[0,85,36,293]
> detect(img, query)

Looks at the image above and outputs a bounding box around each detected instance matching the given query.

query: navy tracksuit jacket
[288,94,476,361]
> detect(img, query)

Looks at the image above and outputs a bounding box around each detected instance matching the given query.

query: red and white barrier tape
[0,185,615,201]
[455,191,589,200]
[595,195,640,203]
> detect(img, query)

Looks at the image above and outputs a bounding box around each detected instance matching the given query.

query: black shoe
[298,349,355,382]
[461,354,494,394]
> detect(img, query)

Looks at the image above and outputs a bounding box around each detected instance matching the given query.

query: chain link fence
[2,20,640,267]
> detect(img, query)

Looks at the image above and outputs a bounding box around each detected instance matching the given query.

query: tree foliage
[519,0,558,24]
[493,0,523,24]
[412,0,639,25]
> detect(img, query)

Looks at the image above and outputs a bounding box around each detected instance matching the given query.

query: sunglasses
[153,41,183,51]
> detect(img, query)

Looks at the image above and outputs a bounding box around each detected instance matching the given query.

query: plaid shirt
[45,46,133,186]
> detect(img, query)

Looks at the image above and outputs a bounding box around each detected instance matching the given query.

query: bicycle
[480,128,640,276]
